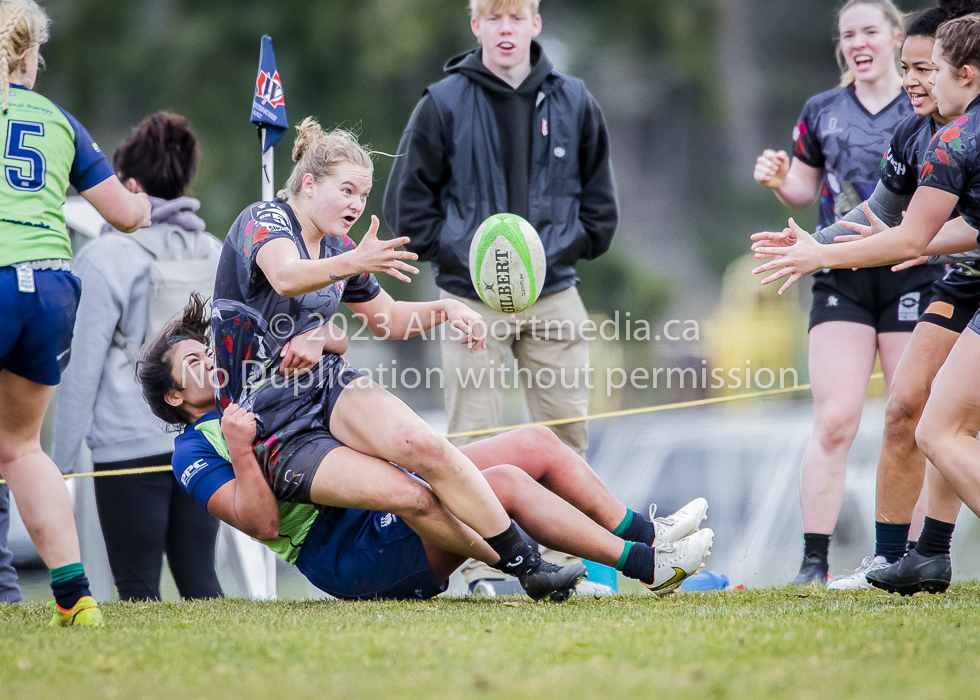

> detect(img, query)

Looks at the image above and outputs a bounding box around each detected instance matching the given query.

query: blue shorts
[295,506,447,601]
[0,267,81,385]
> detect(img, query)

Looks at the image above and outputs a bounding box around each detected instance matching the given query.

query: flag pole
[261,128,274,201]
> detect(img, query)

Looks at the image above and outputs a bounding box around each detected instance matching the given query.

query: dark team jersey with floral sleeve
[880,113,939,196]
[211,198,381,406]
[917,97,980,241]
[793,84,911,229]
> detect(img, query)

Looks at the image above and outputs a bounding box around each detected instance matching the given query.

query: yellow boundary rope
[0,373,885,485]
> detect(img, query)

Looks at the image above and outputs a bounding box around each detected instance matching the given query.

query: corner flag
[250,35,287,153]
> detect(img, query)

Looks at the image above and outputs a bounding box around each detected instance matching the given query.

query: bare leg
[459,425,628,531]
[925,461,962,524]
[801,322,879,533]
[874,325,954,527]
[917,329,980,519]
[480,465,625,565]
[0,370,80,568]
[329,379,511,537]
[307,446,496,565]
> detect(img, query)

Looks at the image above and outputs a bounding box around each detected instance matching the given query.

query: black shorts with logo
[809,265,941,332]
[921,264,980,334]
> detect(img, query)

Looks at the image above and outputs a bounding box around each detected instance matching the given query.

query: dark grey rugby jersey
[793,83,911,229]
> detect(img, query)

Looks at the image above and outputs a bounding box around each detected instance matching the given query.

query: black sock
[620,542,658,585]
[50,573,92,610]
[874,521,910,564]
[914,517,955,558]
[486,521,537,579]
[802,533,831,568]
[618,509,657,545]
[907,540,917,553]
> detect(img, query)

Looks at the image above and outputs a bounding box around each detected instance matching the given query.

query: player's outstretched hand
[444,300,487,352]
[751,227,796,257]
[222,404,257,455]
[752,218,824,294]
[754,149,790,189]
[350,215,420,283]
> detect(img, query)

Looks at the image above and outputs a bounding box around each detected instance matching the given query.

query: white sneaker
[651,497,709,545]
[647,528,714,595]
[826,555,890,590]
[575,580,616,596]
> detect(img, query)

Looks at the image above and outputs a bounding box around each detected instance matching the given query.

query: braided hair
[0,0,49,114]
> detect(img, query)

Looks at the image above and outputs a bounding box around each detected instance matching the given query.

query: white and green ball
[469,213,546,314]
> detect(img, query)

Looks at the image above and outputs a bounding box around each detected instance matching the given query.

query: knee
[391,425,452,469]
[914,415,944,462]
[883,391,924,441]
[0,433,37,467]
[389,480,439,520]
[814,410,859,454]
[516,425,563,458]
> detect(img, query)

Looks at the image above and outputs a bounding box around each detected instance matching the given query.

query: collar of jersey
[188,410,220,431]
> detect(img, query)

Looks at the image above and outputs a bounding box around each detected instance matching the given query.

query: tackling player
[137,296,714,600]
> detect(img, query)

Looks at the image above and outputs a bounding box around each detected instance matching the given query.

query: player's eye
[343,188,352,195]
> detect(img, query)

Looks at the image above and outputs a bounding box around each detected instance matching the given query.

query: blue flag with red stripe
[250,35,287,153]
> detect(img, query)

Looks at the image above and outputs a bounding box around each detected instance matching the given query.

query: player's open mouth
[854,55,873,69]
[343,215,356,224]
[907,90,928,106]
[499,42,515,50]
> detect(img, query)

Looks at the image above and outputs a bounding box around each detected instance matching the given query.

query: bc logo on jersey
[255,70,285,109]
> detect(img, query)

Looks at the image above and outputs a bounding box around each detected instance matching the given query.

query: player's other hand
[222,404,257,454]
[751,227,797,257]
[754,149,790,189]
[444,300,487,352]
[349,215,420,283]
[280,327,324,375]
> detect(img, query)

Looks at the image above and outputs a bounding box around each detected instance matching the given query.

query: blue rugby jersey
[793,84,911,229]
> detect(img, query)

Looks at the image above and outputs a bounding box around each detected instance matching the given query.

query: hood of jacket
[443,40,553,96]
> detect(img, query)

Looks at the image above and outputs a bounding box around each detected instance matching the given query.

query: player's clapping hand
[751,227,797,257]
[445,301,487,352]
[279,327,324,375]
[752,218,825,294]
[349,215,420,283]
[754,149,790,189]
[222,404,257,455]
[834,202,893,243]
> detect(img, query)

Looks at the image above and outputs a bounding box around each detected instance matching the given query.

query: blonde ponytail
[279,117,376,199]
[0,1,49,113]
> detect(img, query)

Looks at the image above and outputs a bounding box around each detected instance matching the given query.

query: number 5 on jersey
[5,120,46,191]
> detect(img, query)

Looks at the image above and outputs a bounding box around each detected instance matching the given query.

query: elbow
[270,274,303,298]
[254,522,280,541]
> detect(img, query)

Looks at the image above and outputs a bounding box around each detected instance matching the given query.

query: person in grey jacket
[52,112,222,601]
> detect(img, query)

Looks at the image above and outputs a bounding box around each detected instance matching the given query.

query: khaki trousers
[440,287,591,583]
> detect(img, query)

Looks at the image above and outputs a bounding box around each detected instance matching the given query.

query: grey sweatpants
[0,485,24,603]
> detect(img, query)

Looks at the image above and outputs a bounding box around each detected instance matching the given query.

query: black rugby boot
[866,550,951,596]
[518,552,587,602]
[788,555,829,586]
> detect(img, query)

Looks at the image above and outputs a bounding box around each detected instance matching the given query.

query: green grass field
[3,585,979,700]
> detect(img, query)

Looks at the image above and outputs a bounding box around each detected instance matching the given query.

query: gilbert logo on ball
[469,213,546,314]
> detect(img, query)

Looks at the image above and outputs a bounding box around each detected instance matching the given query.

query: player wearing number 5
[0,0,150,626]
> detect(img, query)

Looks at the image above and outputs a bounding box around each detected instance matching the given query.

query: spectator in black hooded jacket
[384,0,618,596]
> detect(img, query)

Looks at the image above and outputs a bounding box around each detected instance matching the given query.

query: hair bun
[292,117,324,163]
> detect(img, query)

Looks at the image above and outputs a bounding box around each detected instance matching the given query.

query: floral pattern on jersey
[793,120,808,156]
[212,303,268,409]
[920,116,970,184]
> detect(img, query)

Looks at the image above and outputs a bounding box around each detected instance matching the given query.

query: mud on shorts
[809,264,941,332]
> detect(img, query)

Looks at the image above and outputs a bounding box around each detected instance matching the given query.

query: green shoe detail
[48,596,105,627]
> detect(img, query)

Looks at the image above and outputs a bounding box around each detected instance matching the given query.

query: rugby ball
[469,213,546,314]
